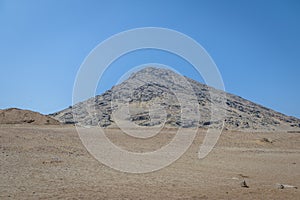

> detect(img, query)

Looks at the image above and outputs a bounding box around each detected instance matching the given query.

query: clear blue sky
[0,0,299,118]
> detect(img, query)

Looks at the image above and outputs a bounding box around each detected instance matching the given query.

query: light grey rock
[51,67,300,131]
[277,184,298,189]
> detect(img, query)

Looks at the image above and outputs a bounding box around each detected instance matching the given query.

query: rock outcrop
[51,67,300,131]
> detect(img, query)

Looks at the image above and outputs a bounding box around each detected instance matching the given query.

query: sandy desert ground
[1,125,299,199]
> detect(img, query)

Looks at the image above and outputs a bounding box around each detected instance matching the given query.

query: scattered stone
[260,138,273,143]
[277,184,298,189]
[42,157,63,164]
[238,173,249,178]
[241,180,249,188]
[278,184,284,189]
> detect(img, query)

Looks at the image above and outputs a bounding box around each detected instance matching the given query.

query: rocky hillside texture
[51,67,300,131]
[0,108,60,125]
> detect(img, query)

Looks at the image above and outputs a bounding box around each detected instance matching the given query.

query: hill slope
[0,108,60,125]
[51,67,300,131]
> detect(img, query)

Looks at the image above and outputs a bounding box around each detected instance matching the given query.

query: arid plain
[1,125,299,199]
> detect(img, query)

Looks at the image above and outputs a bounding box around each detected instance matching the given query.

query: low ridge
[0,108,60,125]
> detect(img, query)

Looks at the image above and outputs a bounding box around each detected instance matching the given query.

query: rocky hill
[51,67,300,131]
[0,108,60,125]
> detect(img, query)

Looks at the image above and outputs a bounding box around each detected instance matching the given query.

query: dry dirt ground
[1,125,299,199]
